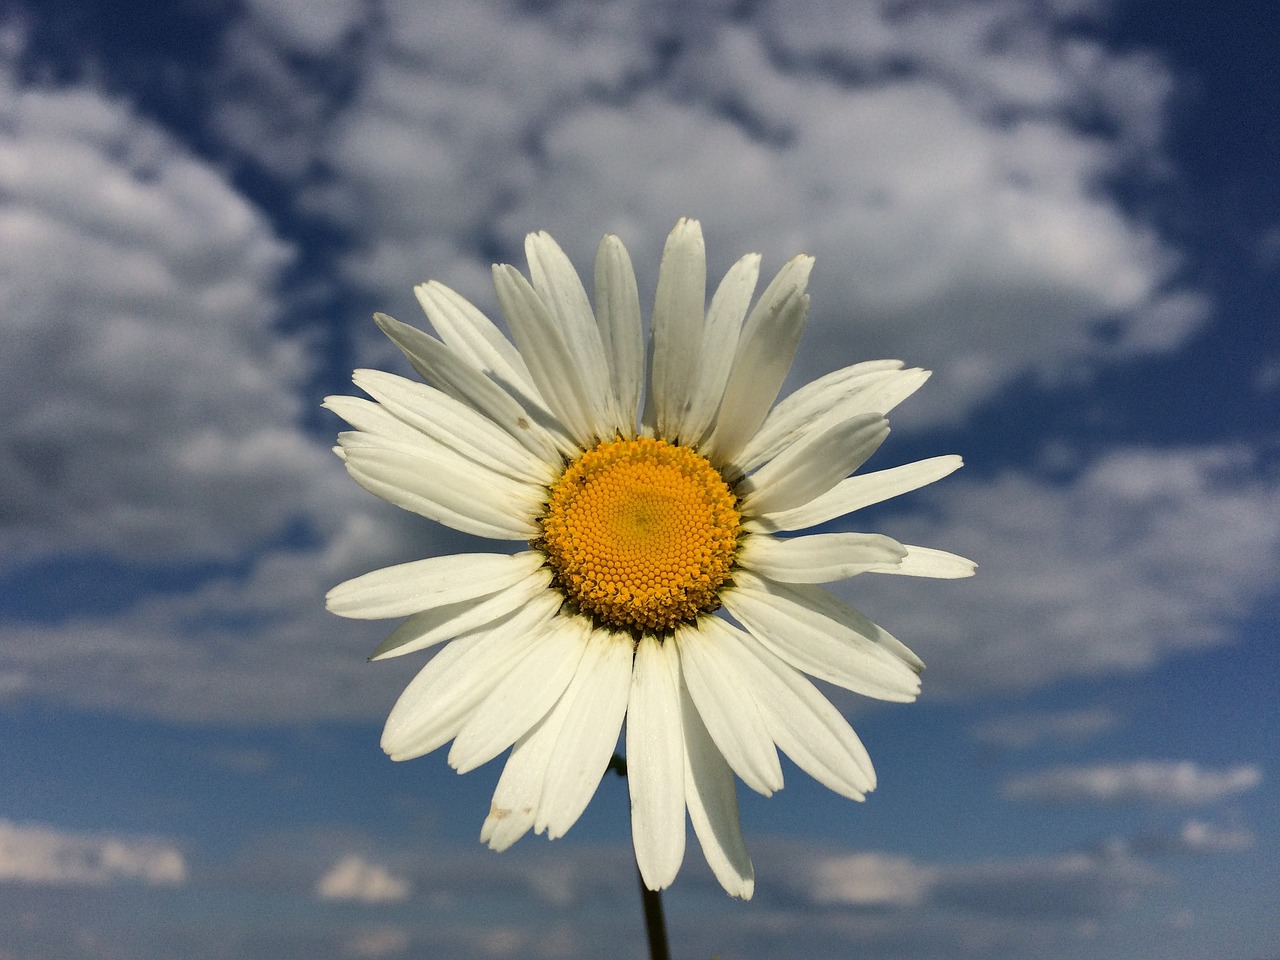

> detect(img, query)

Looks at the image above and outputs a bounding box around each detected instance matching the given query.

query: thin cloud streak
[1002,761,1263,805]
[0,819,186,887]
[969,708,1122,750]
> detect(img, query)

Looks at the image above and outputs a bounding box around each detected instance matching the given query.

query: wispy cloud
[343,926,411,958]
[969,707,1121,750]
[761,840,1158,919]
[1002,761,1263,805]
[0,819,186,887]
[1129,819,1256,856]
[927,850,1159,919]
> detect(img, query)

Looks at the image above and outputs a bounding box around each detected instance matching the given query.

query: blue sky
[1,0,1277,957]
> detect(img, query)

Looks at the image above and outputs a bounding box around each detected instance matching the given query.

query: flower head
[326,219,973,898]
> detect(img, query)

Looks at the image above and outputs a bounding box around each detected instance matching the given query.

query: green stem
[612,753,672,960]
[636,865,672,960]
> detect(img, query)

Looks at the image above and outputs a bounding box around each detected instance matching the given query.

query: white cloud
[0,670,28,702]
[1002,762,1263,805]
[0,819,186,887]
[970,708,1121,750]
[0,818,1187,960]
[241,825,1167,933]
[811,852,938,906]
[0,0,1259,732]
[0,55,334,568]
[288,0,656,298]
[770,844,1157,919]
[207,22,344,179]
[407,843,634,910]
[1256,356,1280,393]
[316,854,412,903]
[840,443,1280,696]
[1252,221,1280,271]
[0,40,479,721]
[344,927,411,958]
[244,0,366,54]
[206,0,1203,425]
[6,438,1273,724]
[1132,820,1255,856]
[928,850,1158,919]
[0,495,451,722]
[208,745,279,775]
[497,29,1196,425]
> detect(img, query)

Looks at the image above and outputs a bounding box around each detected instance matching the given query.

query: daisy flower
[325,219,973,899]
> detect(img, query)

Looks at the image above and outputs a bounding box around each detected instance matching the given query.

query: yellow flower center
[538,437,741,632]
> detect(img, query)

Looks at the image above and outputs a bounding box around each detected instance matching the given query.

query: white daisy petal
[737,532,908,584]
[738,413,889,518]
[594,234,645,432]
[703,254,813,465]
[731,624,876,798]
[674,620,783,796]
[338,433,544,539]
[680,676,754,899]
[368,569,555,661]
[373,312,570,460]
[723,571,921,701]
[481,694,572,852]
[648,218,707,439]
[681,253,760,445]
[762,571,926,672]
[448,615,592,774]
[869,545,977,579]
[537,628,633,839]
[381,634,499,762]
[381,594,562,761]
[327,551,547,621]
[737,361,903,463]
[627,635,687,892]
[747,455,964,533]
[323,395,423,445]
[525,231,619,434]
[734,366,928,476]
[414,281,540,400]
[493,263,606,445]
[352,369,557,484]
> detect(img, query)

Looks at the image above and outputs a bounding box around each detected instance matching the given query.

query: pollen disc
[539,437,740,631]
